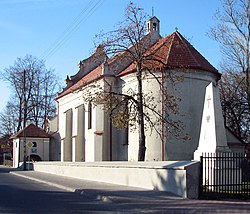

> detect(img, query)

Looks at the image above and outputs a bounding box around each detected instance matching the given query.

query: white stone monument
[194,82,231,160]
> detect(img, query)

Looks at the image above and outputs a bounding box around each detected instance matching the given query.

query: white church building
[56,16,245,162]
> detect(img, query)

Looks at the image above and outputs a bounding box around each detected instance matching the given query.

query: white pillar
[60,139,64,162]
[64,109,73,161]
[75,104,85,161]
[194,82,230,160]
[72,137,76,162]
[13,139,20,168]
[72,107,78,162]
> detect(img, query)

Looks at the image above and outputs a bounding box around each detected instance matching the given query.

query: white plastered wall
[57,68,219,162]
[165,70,218,160]
[120,72,162,161]
[12,137,50,168]
[120,69,219,161]
[57,80,109,162]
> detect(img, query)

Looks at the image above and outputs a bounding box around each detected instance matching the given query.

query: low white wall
[33,161,200,199]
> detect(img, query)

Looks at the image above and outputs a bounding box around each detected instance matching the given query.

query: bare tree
[29,68,58,127]
[209,0,250,102]
[87,2,183,161]
[1,54,59,134]
[219,71,250,142]
[0,101,19,136]
[209,0,250,142]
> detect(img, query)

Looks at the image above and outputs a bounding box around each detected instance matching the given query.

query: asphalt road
[1,166,250,213]
[0,166,121,213]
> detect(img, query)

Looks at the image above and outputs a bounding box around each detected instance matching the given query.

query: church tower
[147,16,160,34]
[146,16,161,44]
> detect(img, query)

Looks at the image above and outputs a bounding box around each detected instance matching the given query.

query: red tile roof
[57,31,219,99]
[57,65,103,99]
[118,31,218,76]
[165,32,218,73]
[10,124,50,139]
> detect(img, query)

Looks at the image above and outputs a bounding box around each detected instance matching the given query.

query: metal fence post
[199,155,203,199]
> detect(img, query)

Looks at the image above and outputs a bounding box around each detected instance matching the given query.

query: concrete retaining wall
[33,161,200,199]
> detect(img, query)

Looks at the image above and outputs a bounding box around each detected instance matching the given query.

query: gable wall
[12,137,50,168]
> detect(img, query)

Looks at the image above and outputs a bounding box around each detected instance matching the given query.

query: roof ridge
[165,33,175,65]
[174,32,201,67]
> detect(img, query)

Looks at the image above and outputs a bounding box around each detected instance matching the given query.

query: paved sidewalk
[10,170,250,213]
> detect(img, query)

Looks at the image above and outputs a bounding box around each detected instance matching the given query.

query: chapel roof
[10,124,51,139]
[57,31,219,99]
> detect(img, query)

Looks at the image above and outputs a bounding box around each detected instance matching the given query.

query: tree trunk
[246,67,250,107]
[23,69,27,129]
[136,67,146,161]
[17,99,23,132]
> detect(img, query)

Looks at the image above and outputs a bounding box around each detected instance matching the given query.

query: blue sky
[0,0,222,112]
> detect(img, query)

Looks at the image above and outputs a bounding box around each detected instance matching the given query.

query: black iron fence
[200,153,250,200]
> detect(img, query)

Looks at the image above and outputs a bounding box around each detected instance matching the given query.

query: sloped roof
[10,124,50,139]
[118,31,218,76]
[57,65,103,99]
[148,16,160,22]
[165,32,218,73]
[57,31,219,99]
